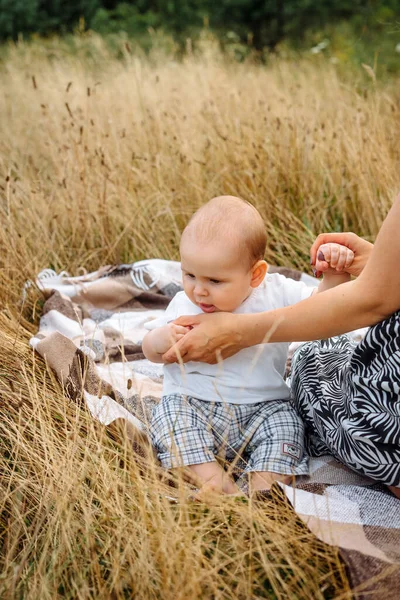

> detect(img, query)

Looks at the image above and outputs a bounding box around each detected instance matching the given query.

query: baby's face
[180,238,254,313]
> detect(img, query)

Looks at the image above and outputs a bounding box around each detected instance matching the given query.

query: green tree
[1,0,400,49]
[0,0,39,38]
[207,0,286,50]
[0,0,100,39]
[36,0,101,34]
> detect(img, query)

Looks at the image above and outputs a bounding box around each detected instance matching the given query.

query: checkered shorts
[150,394,309,476]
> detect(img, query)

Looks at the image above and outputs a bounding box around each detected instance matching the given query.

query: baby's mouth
[199,303,216,313]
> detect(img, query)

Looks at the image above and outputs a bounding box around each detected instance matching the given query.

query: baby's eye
[210,279,221,284]
[185,273,195,279]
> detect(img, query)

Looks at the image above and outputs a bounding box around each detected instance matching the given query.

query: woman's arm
[163,194,400,364]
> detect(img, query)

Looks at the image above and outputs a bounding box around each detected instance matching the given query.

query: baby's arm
[315,243,354,293]
[143,323,188,363]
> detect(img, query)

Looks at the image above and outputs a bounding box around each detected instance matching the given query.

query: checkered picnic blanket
[29,259,399,599]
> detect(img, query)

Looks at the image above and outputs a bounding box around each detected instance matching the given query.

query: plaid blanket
[29,259,399,599]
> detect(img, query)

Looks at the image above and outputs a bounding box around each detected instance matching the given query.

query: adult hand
[162,312,246,364]
[311,232,374,278]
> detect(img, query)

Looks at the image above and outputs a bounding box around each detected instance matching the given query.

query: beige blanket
[30,259,399,599]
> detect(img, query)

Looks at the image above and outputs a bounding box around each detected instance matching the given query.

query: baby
[143,196,352,497]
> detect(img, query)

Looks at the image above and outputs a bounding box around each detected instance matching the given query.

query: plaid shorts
[150,394,309,476]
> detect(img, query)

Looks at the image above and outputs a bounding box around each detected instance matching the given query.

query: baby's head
[180,196,267,313]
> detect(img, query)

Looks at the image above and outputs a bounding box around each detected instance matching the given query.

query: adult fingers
[311,234,339,265]
[310,232,356,265]
[314,243,331,273]
[171,325,190,336]
[314,261,329,275]
[167,326,189,346]
[174,315,202,328]
[162,336,190,363]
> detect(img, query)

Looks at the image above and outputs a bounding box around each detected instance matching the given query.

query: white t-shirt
[147,273,313,404]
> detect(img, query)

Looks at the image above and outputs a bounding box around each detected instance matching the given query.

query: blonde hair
[181,196,267,268]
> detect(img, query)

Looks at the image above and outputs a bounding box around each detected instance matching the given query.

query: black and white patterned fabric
[150,394,309,476]
[290,312,400,488]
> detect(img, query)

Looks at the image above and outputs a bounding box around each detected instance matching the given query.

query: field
[1,35,399,599]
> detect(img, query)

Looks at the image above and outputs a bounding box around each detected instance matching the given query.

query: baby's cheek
[218,300,235,312]
[215,296,227,310]
[184,287,195,303]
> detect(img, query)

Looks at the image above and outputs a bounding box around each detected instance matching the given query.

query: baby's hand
[314,243,354,277]
[152,323,189,355]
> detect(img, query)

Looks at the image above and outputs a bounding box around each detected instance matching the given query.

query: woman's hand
[311,232,374,278]
[162,312,247,364]
[142,323,188,363]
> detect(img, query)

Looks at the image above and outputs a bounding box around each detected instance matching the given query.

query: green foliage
[91,4,160,37]
[36,1,101,34]
[0,0,100,38]
[0,0,39,39]
[92,2,206,40]
[0,0,399,73]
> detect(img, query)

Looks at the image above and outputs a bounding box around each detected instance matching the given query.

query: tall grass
[1,35,399,598]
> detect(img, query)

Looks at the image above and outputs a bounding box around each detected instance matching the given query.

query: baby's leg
[188,461,241,496]
[249,471,293,492]
[244,400,308,494]
[150,394,240,498]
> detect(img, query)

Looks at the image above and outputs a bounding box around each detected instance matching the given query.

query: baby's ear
[250,260,268,288]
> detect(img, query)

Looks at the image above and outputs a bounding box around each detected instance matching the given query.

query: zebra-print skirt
[290,311,400,487]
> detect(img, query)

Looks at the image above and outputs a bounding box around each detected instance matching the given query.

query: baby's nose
[194,283,208,296]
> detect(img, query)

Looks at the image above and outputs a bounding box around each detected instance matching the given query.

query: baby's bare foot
[192,482,245,504]
[194,482,223,503]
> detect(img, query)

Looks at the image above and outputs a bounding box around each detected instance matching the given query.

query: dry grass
[1,35,400,598]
